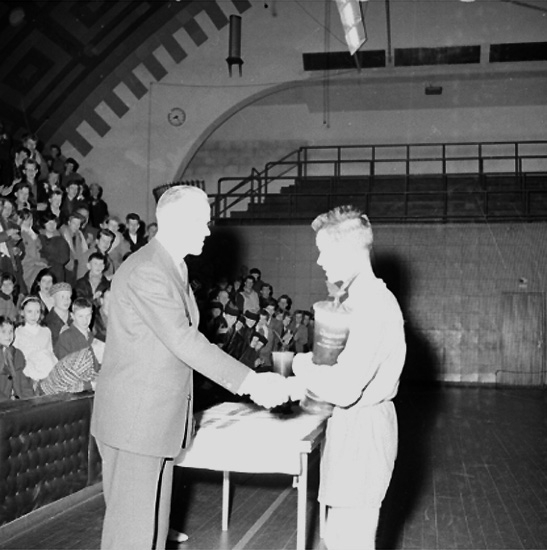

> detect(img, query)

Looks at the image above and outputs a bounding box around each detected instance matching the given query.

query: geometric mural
[0,0,252,155]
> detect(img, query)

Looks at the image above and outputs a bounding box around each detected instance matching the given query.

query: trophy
[300,291,351,415]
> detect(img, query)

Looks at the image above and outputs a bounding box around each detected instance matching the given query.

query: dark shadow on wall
[372,250,440,382]
[187,226,246,411]
[372,250,443,549]
[186,226,243,299]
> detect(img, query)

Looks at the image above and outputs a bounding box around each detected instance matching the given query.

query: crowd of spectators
[199,267,314,371]
[0,128,317,405]
[0,129,155,401]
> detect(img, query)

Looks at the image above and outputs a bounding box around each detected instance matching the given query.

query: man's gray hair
[312,205,373,249]
[156,185,208,218]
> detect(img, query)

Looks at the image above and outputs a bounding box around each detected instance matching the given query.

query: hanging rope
[323,0,331,128]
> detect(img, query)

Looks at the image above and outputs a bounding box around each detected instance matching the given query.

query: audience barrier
[0,392,101,527]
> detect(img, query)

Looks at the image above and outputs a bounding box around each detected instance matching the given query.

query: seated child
[239,331,268,371]
[74,252,110,305]
[224,313,246,359]
[0,315,35,400]
[204,301,226,343]
[54,297,94,361]
[14,296,57,384]
[42,297,101,395]
[241,310,259,347]
[0,272,18,321]
[44,282,72,346]
[217,303,240,349]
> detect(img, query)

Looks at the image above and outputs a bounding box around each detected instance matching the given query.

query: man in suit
[91,186,289,550]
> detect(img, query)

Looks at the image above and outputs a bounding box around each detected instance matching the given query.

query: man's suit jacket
[90,238,250,458]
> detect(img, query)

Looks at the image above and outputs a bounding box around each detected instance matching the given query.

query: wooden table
[175,401,329,550]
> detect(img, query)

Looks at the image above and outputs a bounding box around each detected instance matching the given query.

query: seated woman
[30,268,57,312]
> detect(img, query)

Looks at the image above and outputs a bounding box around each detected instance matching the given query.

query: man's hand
[239,372,290,409]
[287,352,315,401]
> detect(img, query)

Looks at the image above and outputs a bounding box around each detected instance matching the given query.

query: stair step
[221,172,547,224]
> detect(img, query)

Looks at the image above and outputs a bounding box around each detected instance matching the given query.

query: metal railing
[211,141,547,223]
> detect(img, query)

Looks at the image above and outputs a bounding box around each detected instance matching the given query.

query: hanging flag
[333,0,368,55]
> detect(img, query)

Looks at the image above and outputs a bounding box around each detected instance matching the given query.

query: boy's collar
[73,324,90,337]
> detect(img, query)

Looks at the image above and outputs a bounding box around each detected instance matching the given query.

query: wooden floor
[1,384,546,550]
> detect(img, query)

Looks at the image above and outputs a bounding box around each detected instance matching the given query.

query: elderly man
[290,205,406,550]
[91,186,289,550]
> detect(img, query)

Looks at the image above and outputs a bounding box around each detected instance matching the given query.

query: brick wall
[219,222,547,383]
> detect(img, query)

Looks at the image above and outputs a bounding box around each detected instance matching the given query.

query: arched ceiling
[0,0,250,147]
[1,0,545,159]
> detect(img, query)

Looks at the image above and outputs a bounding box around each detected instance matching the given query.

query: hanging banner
[333,0,368,55]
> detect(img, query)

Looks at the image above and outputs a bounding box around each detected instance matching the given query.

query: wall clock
[168,107,186,127]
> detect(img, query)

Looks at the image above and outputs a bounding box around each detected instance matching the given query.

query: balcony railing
[211,141,547,224]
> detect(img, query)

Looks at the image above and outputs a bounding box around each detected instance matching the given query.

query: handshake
[238,371,306,409]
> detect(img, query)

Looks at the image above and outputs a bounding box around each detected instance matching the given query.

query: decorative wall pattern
[0,0,251,155]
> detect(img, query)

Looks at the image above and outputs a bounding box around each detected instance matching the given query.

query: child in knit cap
[44,282,72,346]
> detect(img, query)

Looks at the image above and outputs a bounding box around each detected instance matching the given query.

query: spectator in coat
[44,282,72,347]
[39,211,70,283]
[74,252,110,307]
[54,297,95,361]
[59,212,88,285]
[0,315,35,400]
[122,212,146,253]
[89,183,109,229]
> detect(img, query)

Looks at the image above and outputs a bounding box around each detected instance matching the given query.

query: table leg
[222,471,230,531]
[296,453,308,550]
